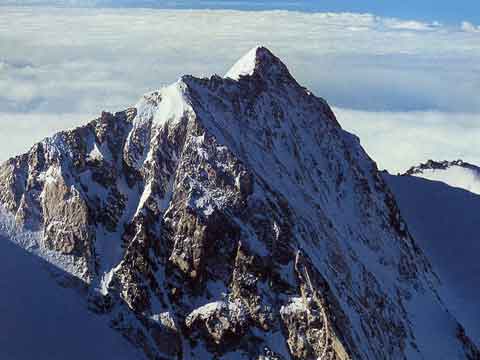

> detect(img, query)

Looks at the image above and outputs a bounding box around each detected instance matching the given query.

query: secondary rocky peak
[404,159,478,175]
[404,159,480,195]
[224,46,293,82]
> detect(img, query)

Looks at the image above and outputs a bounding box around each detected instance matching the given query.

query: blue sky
[162,1,479,25]
[2,0,480,25]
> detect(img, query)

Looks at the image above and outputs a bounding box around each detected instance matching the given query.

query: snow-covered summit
[224,45,293,81]
[405,159,480,195]
[225,46,261,80]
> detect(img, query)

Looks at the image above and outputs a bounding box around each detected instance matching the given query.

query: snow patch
[185,299,247,326]
[87,142,104,161]
[135,80,193,128]
[224,46,261,80]
[38,164,61,186]
[280,296,309,315]
[150,312,177,332]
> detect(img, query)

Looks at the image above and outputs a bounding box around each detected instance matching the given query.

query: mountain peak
[1,50,479,360]
[224,46,292,81]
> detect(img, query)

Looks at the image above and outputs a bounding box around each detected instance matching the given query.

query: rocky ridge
[0,47,478,359]
[404,159,480,195]
[405,159,479,176]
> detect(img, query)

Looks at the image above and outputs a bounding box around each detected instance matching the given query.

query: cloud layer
[0,7,479,170]
[336,109,480,173]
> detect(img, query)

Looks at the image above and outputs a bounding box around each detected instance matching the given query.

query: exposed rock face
[0,47,478,359]
[404,159,477,175]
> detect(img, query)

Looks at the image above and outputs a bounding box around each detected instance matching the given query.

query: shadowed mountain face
[0,47,478,359]
[0,232,142,360]
[385,172,480,346]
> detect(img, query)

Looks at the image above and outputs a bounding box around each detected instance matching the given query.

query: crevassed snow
[411,165,480,195]
[385,173,480,345]
[224,46,260,80]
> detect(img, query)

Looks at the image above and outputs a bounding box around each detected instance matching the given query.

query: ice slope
[385,172,480,345]
[0,228,143,359]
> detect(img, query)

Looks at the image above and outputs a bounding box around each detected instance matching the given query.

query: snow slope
[0,231,143,359]
[224,46,260,80]
[385,172,480,345]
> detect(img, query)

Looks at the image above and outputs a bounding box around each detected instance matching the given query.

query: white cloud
[0,7,479,170]
[461,21,480,33]
[335,108,480,173]
[0,113,91,161]
[381,18,440,31]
